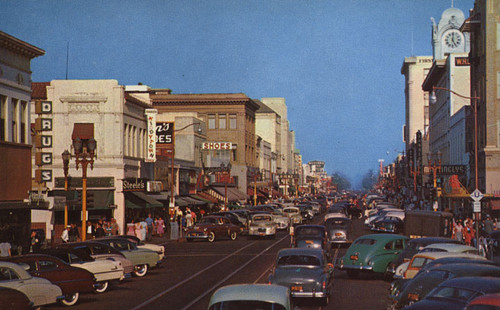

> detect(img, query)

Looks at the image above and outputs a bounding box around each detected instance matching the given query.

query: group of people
[126,214,166,241]
[452,214,498,246]
[61,218,120,243]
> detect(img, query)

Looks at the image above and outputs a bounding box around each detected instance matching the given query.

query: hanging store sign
[156,122,174,144]
[145,109,157,162]
[34,100,53,183]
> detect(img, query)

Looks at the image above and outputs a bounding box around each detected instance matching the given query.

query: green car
[94,237,160,277]
[336,233,409,279]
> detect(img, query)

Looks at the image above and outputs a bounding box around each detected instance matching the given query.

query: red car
[186,215,239,242]
[6,254,95,306]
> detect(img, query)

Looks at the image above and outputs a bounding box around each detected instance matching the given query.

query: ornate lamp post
[72,137,96,241]
[61,150,71,228]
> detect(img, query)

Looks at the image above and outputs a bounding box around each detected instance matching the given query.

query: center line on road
[130,241,256,310]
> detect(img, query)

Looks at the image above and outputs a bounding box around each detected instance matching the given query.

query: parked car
[93,237,161,277]
[485,230,500,264]
[391,263,500,309]
[268,248,334,305]
[0,261,63,307]
[293,225,327,250]
[109,235,165,260]
[386,237,463,279]
[57,241,134,276]
[282,207,302,225]
[325,216,353,246]
[420,243,479,255]
[208,284,293,310]
[247,212,277,239]
[370,216,404,234]
[0,287,32,310]
[185,215,239,242]
[401,251,487,280]
[6,254,95,306]
[42,247,124,293]
[405,277,500,310]
[465,293,500,310]
[336,233,409,279]
[297,204,315,222]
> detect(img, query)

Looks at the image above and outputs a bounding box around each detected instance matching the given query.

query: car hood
[273,266,325,284]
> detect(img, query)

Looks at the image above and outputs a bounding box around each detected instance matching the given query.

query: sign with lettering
[455,57,470,66]
[202,142,232,150]
[156,122,174,144]
[123,178,146,191]
[35,101,52,114]
[35,118,52,131]
[35,169,52,182]
[35,152,53,165]
[145,109,157,162]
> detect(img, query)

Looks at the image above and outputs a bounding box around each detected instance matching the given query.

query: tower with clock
[431,7,470,60]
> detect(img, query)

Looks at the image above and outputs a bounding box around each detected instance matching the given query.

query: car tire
[94,281,109,293]
[207,231,216,242]
[60,292,79,306]
[134,264,148,277]
[346,270,359,279]
[229,231,237,240]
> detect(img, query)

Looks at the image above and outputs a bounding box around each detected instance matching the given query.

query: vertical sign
[34,100,53,182]
[145,109,157,163]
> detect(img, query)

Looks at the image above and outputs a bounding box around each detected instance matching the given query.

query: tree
[361,169,377,190]
[331,172,351,190]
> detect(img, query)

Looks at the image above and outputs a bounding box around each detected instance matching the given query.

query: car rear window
[277,255,320,267]
[354,238,376,245]
[209,301,287,310]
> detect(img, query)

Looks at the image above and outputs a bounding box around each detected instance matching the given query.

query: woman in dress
[127,220,135,236]
[156,217,165,237]
[135,220,143,240]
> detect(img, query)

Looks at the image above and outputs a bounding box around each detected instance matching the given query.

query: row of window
[0,95,28,143]
[124,124,146,158]
[207,113,237,130]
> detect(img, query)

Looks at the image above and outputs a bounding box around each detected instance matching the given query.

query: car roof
[429,263,500,275]
[412,252,486,260]
[209,284,290,308]
[409,237,461,245]
[277,247,324,257]
[357,233,408,241]
[423,243,477,252]
[436,276,500,293]
[467,293,500,306]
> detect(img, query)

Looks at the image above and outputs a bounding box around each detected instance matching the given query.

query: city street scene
[1,0,499,309]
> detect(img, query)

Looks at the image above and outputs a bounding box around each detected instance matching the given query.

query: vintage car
[208,284,293,310]
[386,237,462,279]
[293,224,327,250]
[391,263,500,309]
[211,211,248,233]
[185,215,240,242]
[336,233,409,278]
[0,261,63,307]
[420,243,479,255]
[324,206,349,221]
[325,216,353,246]
[0,287,32,310]
[401,251,487,279]
[405,277,500,310]
[250,205,291,230]
[94,237,161,277]
[42,247,124,293]
[282,207,302,225]
[57,241,135,276]
[268,248,333,305]
[297,204,315,222]
[248,212,277,238]
[6,254,95,306]
[102,235,165,261]
[370,216,404,234]
[465,293,500,310]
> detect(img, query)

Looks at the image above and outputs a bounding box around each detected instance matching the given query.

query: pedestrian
[87,222,95,239]
[140,218,147,241]
[61,225,70,243]
[185,208,193,228]
[127,220,135,236]
[69,223,80,242]
[156,216,165,237]
[0,239,11,257]
[135,220,143,240]
[145,213,154,241]
[95,223,106,238]
[484,215,494,236]
[110,218,120,235]
[30,231,42,253]
[453,219,464,242]
[463,221,475,246]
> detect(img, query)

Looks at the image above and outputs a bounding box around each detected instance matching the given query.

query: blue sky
[1,0,475,188]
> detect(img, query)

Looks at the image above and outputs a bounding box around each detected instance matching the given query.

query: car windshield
[209,301,287,310]
[296,227,323,237]
[277,254,320,267]
[354,238,377,245]
[253,215,272,222]
[283,209,297,214]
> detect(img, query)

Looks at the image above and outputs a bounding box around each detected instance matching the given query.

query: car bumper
[336,263,373,271]
[291,291,328,298]
[186,232,209,240]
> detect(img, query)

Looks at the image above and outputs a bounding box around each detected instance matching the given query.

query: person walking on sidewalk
[145,213,154,241]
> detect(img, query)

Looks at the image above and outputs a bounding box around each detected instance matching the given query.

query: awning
[125,191,163,209]
[192,193,217,204]
[247,187,266,198]
[178,196,205,206]
[212,186,248,202]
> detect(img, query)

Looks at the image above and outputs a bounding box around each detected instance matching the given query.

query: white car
[0,261,63,307]
[248,212,277,238]
[113,235,165,260]
[283,207,303,225]
[44,248,124,293]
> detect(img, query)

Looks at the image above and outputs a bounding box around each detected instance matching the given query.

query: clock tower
[431,7,470,60]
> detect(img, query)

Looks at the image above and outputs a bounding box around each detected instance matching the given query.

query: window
[11,98,18,142]
[39,260,58,271]
[0,95,5,140]
[0,267,19,280]
[229,114,237,129]
[218,114,226,129]
[20,101,27,143]
[208,114,216,129]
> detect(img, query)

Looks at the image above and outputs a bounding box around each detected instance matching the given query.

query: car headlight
[203,228,208,232]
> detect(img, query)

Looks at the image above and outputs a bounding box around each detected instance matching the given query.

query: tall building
[461,0,500,201]
[254,99,281,178]
[261,98,291,173]
[0,31,45,253]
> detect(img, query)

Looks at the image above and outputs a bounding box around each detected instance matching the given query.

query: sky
[1,0,475,188]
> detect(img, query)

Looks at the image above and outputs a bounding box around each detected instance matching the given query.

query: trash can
[170,222,179,240]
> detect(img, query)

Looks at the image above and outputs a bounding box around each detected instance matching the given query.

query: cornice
[0,31,45,59]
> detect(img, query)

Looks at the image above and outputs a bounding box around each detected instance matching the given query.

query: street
[45,217,391,310]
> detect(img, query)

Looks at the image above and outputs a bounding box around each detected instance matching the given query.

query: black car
[371,216,404,234]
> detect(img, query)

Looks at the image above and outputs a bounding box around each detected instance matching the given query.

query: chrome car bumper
[291,291,328,298]
[337,264,373,271]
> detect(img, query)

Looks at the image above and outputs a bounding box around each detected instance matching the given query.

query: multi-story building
[152,92,258,195]
[0,31,45,253]
[254,99,281,180]
[461,0,500,205]
[261,97,291,173]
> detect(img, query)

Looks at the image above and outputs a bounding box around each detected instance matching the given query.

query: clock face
[444,30,462,48]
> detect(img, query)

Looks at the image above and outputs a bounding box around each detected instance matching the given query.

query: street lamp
[426,151,442,189]
[220,163,231,210]
[430,86,481,250]
[72,137,96,241]
[61,150,71,228]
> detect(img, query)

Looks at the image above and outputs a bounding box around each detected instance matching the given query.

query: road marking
[180,234,289,310]
[130,241,257,310]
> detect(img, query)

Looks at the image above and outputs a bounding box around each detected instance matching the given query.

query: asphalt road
[45,215,391,310]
